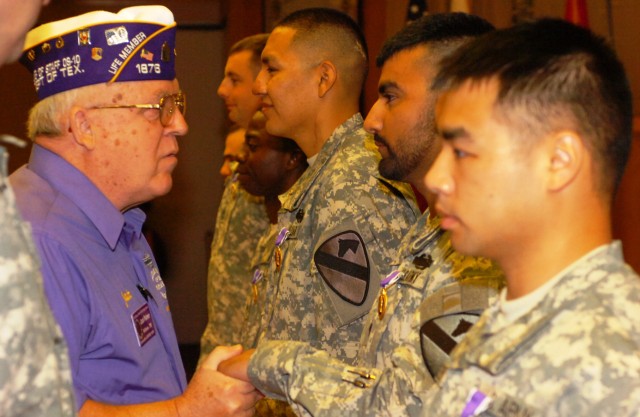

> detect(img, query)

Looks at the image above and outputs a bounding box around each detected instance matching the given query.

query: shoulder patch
[420,311,481,378]
[314,231,370,305]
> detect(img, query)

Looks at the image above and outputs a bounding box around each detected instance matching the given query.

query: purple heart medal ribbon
[274,227,290,273]
[252,268,263,303]
[378,270,402,320]
[461,389,492,417]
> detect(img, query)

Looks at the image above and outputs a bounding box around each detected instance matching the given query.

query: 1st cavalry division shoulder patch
[314,231,370,306]
[420,311,482,378]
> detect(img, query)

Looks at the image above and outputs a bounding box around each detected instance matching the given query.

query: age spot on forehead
[130,129,137,136]
[112,93,123,104]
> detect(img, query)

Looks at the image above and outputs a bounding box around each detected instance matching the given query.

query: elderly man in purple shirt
[10,6,259,417]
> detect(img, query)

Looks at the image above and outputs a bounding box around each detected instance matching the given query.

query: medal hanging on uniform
[274,227,290,273]
[378,270,401,320]
[378,288,388,320]
[251,268,263,303]
[274,247,282,272]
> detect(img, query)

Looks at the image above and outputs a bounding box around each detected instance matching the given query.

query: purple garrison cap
[20,5,177,100]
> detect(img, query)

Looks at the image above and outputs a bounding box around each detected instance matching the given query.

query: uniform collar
[279,113,363,212]
[449,241,625,375]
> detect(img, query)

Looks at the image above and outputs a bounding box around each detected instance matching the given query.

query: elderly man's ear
[69,106,96,150]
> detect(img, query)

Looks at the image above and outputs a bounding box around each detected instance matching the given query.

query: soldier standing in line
[234,110,308,351]
[251,6,418,363]
[200,34,272,360]
[223,7,419,416]
[424,18,640,416]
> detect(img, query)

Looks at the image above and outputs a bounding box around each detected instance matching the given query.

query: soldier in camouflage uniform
[1,144,76,416]
[424,19,640,416]
[235,111,308,350]
[201,174,268,355]
[200,34,271,359]
[219,14,504,417]
[239,224,278,350]
[236,9,421,416]
[0,1,76,415]
[252,6,418,364]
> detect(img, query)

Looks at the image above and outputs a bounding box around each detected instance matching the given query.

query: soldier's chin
[264,118,287,139]
[378,160,402,181]
[238,178,260,196]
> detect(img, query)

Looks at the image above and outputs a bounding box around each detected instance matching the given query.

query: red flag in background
[565,0,590,28]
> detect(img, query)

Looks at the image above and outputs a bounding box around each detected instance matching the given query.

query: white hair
[27,88,81,140]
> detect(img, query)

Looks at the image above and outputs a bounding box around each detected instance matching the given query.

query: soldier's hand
[218,348,255,382]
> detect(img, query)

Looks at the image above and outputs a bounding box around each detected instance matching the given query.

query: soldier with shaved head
[249,6,418,366]
[424,18,639,417]
[221,7,418,416]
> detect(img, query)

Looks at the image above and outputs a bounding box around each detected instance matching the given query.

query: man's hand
[175,345,260,417]
[218,348,255,382]
[79,346,260,417]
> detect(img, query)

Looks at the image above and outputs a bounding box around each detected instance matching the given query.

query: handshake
[177,346,259,417]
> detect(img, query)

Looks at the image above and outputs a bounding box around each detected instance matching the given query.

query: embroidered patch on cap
[20,6,177,100]
[314,231,370,305]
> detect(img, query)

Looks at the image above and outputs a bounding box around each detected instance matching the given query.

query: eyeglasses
[91,91,186,127]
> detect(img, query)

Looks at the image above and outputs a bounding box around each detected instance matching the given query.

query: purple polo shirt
[10,144,187,410]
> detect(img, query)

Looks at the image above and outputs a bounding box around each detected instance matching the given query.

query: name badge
[131,303,156,347]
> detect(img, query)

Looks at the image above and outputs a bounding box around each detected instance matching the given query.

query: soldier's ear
[317,61,337,98]
[69,106,96,150]
[547,132,582,192]
[285,149,306,170]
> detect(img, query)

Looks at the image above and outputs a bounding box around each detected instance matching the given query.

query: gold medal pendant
[275,247,282,272]
[377,288,388,320]
[252,284,259,303]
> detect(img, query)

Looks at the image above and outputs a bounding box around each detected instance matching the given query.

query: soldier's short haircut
[434,18,632,197]
[275,7,368,93]
[229,33,269,72]
[376,12,494,68]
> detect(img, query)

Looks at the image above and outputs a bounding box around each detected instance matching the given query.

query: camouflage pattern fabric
[239,223,278,350]
[256,113,419,363]
[248,211,504,417]
[0,146,76,416]
[424,242,640,417]
[238,226,292,417]
[199,177,269,362]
